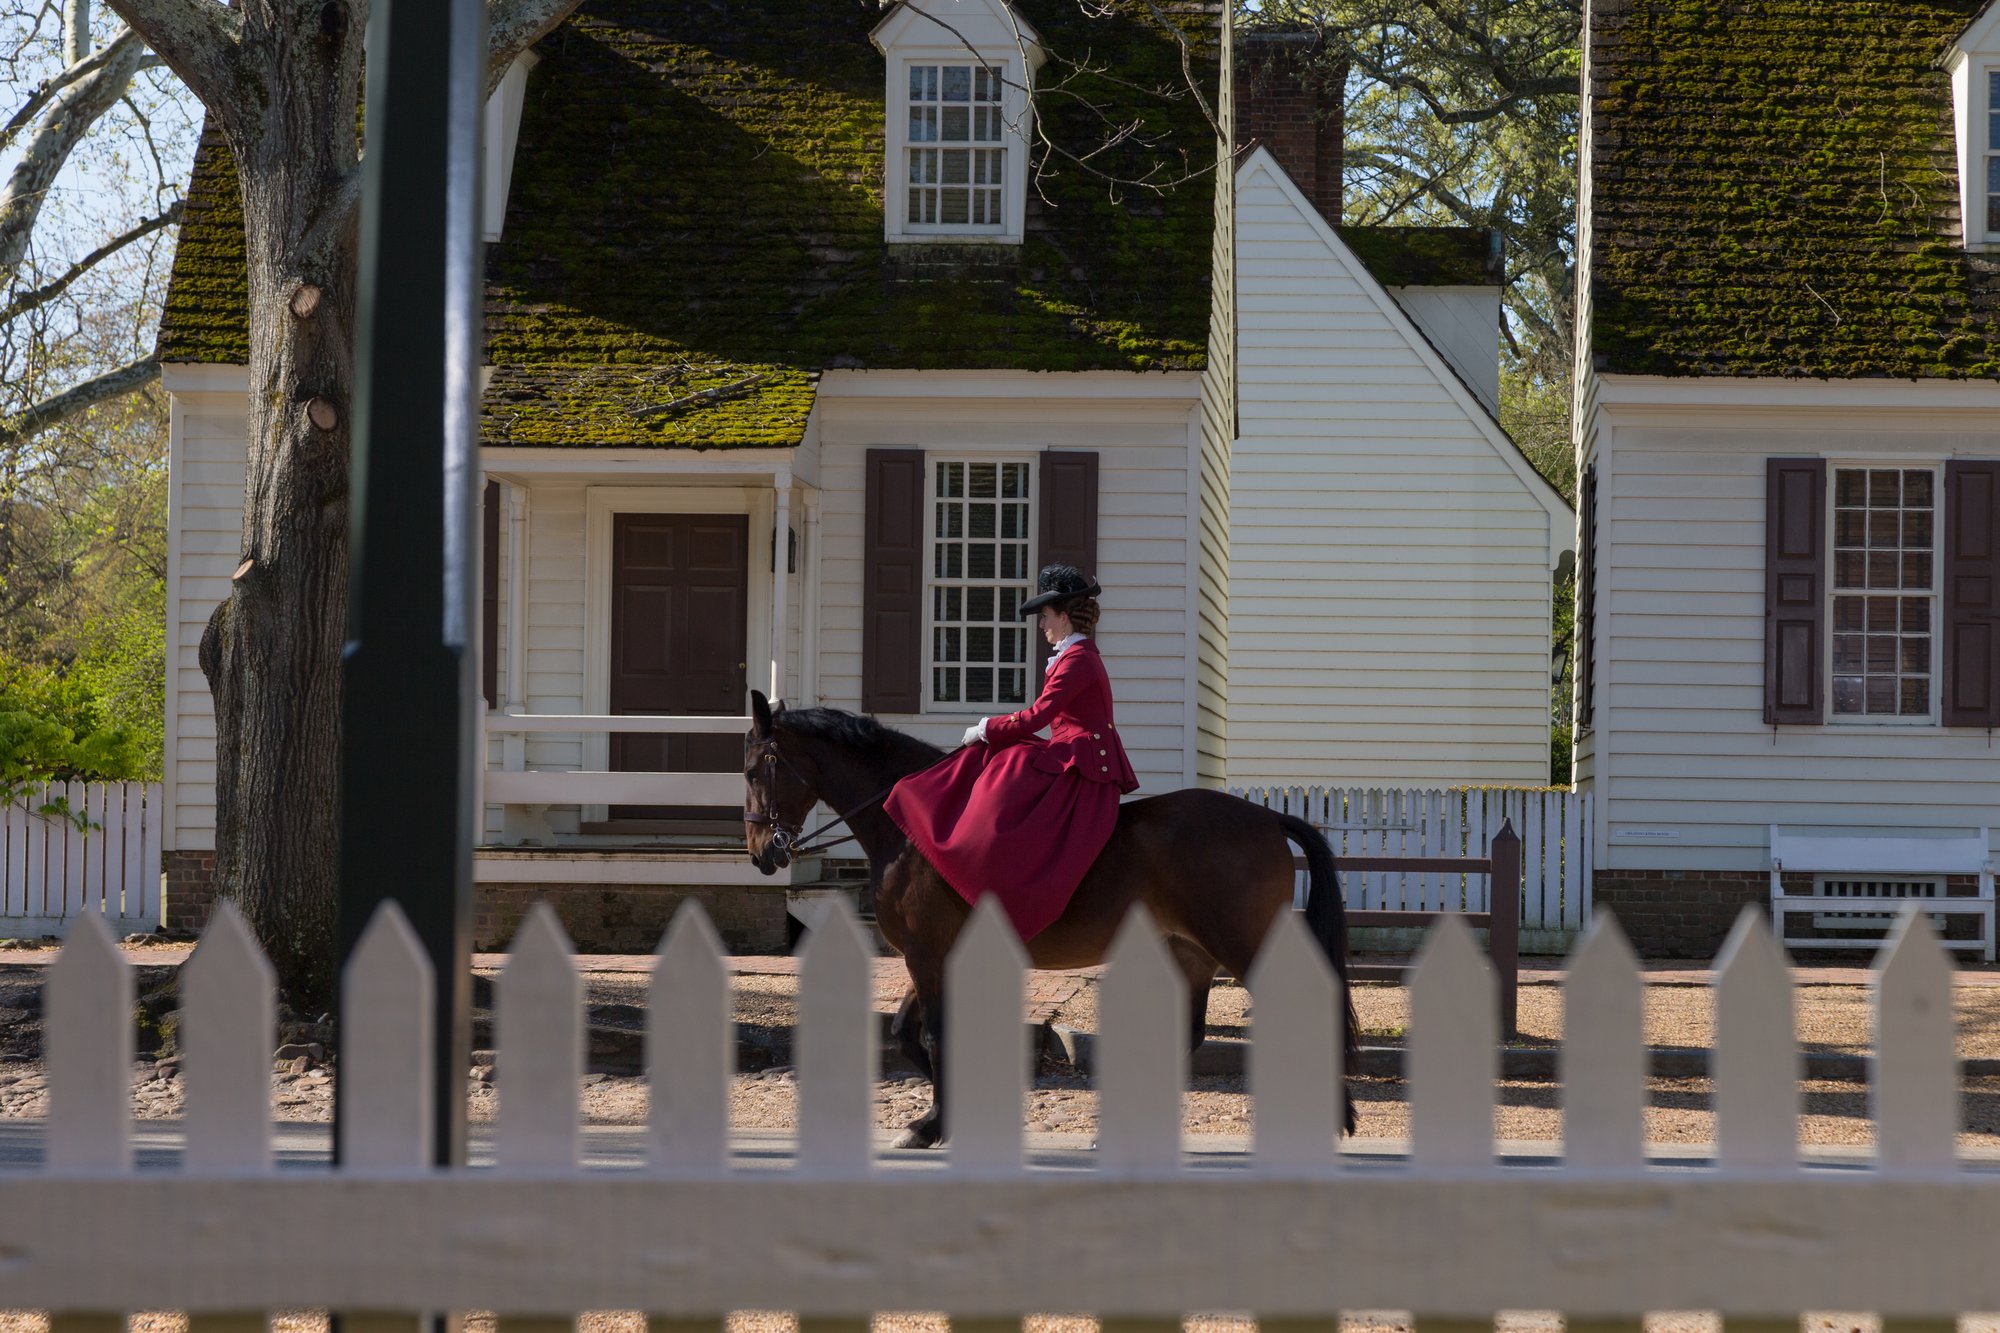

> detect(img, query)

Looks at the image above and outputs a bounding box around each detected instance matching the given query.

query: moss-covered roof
[158,0,1222,447]
[1341,225,1500,286]
[156,128,248,364]
[1589,0,2000,379]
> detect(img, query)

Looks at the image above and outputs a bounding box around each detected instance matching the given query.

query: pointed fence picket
[12,897,1997,1327]
[0,781,162,934]
[1234,784,1592,934]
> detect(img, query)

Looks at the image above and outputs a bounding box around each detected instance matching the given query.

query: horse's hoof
[892,1126,939,1150]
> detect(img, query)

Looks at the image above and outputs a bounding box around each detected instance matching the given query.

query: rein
[745,737,964,860]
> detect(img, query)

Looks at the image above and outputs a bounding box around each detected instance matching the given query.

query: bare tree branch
[0,352,158,448]
[486,0,580,97]
[0,200,182,326]
[62,0,88,64]
[0,23,150,155]
[0,24,149,276]
[101,0,241,125]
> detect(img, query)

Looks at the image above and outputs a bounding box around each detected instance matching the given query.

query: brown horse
[741,691,1357,1149]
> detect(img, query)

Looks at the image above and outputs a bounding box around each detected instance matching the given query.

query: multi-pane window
[1988,71,2000,234]
[930,460,1033,706]
[907,63,1005,228]
[1832,468,1936,718]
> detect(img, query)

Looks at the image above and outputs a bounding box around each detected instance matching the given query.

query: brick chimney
[1235,32,1346,227]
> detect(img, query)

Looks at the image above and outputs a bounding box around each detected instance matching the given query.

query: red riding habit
[884,637,1139,941]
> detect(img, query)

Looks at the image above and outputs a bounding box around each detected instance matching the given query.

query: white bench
[1769,825,1995,961]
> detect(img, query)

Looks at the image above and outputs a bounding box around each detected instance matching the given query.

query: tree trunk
[197,7,365,1011]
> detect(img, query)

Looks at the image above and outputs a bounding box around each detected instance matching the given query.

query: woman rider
[883,564,1139,940]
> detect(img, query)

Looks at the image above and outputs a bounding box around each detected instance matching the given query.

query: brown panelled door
[608,512,749,821]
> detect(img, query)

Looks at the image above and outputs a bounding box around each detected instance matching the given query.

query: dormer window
[1948,8,2000,248]
[872,0,1044,245]
[1987,70,2000,236]
[907,63,1007,228]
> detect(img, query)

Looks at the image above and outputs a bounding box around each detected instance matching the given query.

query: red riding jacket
[983,637,1139,793]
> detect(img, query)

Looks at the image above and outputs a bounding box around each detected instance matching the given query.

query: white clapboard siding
[1232,784,1592,932]
[1229,151,1570,791]
[811,377,1200,793]
[13,895,1994,1322]
[167,389,248,850]
[0,783,163,934]
[1588,428,2000,870]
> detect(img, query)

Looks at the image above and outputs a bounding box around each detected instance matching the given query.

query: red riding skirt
[883,740,1120,941]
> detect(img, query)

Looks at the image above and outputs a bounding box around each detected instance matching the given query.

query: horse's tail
[1273,811,1361,1135]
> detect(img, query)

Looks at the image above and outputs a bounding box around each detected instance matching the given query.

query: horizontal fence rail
[0,781,161,934]
[8,896,1992,1324]
[1233,785,1592,934]
[481,712,749,808]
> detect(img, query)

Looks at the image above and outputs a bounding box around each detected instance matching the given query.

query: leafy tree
[0,0,193,453]
[1244,0,1584,783]
[1246,0,1581,388]
[79,0,585,1005]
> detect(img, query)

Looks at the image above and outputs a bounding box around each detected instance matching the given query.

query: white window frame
[922,453,1038,714]
[1824,461,1944,728]
[885,51,1032,245]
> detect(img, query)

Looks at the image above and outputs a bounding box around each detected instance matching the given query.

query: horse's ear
[772,697,787,716]
[750,690,773,738]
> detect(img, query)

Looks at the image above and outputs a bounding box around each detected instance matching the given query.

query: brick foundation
[1595,869,1987,958]
[164,852,788,954]
[164,850,218,934]
[472,884,788,954]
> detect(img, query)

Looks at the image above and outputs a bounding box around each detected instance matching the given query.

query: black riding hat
[1019,563,1102,617]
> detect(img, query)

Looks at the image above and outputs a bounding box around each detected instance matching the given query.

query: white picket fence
[0,781,162,935]
[1233,785,1592,933]
[10,893,1995,1322]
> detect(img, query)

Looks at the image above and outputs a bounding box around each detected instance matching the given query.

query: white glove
[961,722,985,746]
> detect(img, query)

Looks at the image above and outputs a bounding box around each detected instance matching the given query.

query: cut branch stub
[289,283,323,319]
[231,558,255,582]
[306,397,339,432]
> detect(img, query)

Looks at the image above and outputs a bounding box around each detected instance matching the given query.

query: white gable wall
[1586,378,2000,872]
[1228,151,1570,787]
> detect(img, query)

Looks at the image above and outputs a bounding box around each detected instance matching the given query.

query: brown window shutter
[1944,460,2000,727]
[1575,463,1597,732]
[1764,457,1827,725]
[863,449,926,713]
[482,479,501,710]
[1038,450,1100,685]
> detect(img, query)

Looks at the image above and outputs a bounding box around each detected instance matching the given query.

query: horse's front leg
[893,984,947,1149]
[891,986,933,1082]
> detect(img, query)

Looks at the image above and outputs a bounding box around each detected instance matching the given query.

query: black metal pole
[336,0,487,1169]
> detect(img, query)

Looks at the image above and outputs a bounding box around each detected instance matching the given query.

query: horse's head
[743,690,818,876]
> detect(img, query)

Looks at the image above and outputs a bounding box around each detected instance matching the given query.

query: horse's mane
[772,707,944,763]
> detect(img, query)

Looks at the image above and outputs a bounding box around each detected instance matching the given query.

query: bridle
[742,736,884,863]
[743,732,961,865]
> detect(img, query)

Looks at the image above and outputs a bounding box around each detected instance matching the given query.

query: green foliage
[0,385,167,797]
[1247,0,1581,384]
[1591,0,2000,379]
[1500,367,1574,504]
[0,654,153,819]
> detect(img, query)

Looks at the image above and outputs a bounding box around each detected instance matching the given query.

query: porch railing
[481,713,747,808]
